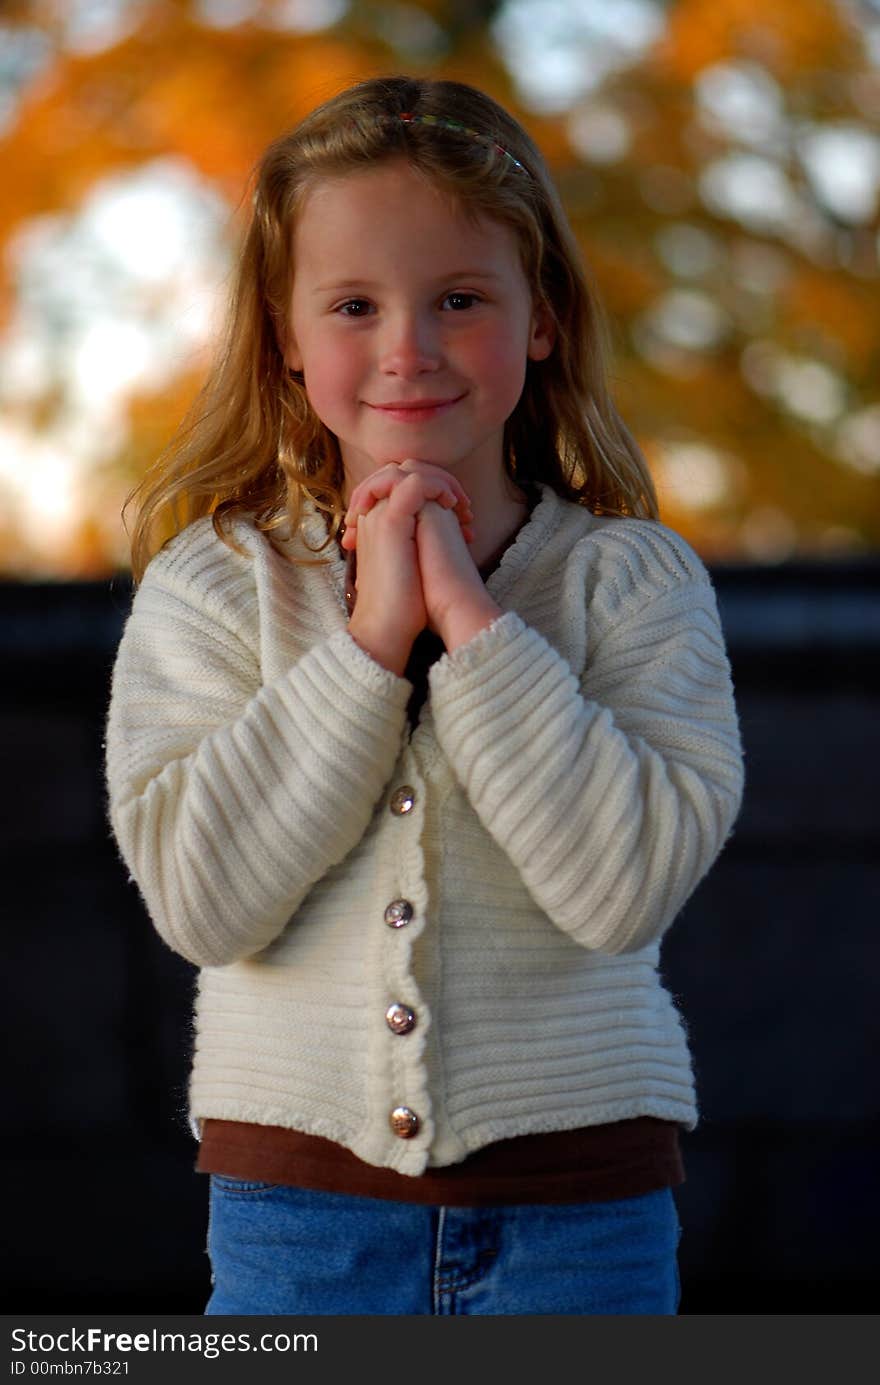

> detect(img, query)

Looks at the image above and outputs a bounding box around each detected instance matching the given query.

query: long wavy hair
[125,74,657,582]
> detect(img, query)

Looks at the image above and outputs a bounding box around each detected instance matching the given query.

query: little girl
[105,74,744,1316]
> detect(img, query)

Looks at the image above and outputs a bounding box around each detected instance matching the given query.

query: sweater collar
[480,483,561,604]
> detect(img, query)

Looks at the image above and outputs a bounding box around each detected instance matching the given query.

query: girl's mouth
[367,395,465,422]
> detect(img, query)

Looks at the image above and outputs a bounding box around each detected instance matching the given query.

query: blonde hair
[126,74,658,582]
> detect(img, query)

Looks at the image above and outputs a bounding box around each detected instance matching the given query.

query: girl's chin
[341,451,458,473]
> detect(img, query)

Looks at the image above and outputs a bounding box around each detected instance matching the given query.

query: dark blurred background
[2,0,879,1313]
[3,562,878,1313]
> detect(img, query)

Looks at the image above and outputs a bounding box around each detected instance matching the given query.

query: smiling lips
[367,394,465,422]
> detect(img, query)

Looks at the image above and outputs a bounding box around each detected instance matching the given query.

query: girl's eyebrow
[312,269,504,294]
[312,280,379,294]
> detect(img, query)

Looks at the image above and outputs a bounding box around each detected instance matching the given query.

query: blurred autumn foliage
[0,0,878,575]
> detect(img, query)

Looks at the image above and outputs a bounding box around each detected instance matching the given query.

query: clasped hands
[341,458,502,675]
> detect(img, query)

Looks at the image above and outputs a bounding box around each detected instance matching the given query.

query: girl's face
[285,159,554,498]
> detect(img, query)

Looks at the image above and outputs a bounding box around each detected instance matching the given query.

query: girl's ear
[527,301,556,361]
[284,333,304,372]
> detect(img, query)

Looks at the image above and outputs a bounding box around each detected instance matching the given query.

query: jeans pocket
[210,1174,280,1196]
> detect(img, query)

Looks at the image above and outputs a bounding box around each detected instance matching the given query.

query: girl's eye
[442,292,480,311]
[337,299,373,317]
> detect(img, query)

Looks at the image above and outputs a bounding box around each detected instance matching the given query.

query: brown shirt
[198,1117,684,1205]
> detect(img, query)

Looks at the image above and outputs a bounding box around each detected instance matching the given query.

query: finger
[345,491,472,546]
[384,471,439,519]
[430,491,474,532]
[345,461,423,517]
[436,493,475,539]
[344,471,400,521]
[346,461,472,527]
[398,458,471,509]
[384,471,470,522]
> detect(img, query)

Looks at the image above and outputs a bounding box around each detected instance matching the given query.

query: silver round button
[389,785,416,816]
[384,899,414,929]
[385,1002,416,1036]
[389,1106,420,1139]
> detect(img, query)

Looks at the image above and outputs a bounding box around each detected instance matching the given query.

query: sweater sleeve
[428,525,744,955]
[104,523,411,967]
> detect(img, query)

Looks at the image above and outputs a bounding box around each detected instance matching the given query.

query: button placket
[381,759,428,1152]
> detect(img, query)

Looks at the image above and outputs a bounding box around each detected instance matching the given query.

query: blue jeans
[205,1178,681,1315]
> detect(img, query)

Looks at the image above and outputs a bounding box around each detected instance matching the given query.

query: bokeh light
[0,0,878,574]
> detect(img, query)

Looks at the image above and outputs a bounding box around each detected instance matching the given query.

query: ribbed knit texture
[105,486,744,1175]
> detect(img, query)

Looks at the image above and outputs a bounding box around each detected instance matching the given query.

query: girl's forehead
[292,161,520,265]
[296,160,490,233]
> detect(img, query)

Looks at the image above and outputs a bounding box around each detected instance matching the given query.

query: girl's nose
[379,312,441,376]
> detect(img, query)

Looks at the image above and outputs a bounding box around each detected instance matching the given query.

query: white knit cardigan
[105,485,744,1176]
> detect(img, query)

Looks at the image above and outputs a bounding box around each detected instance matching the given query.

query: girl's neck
[464,469,533,568]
